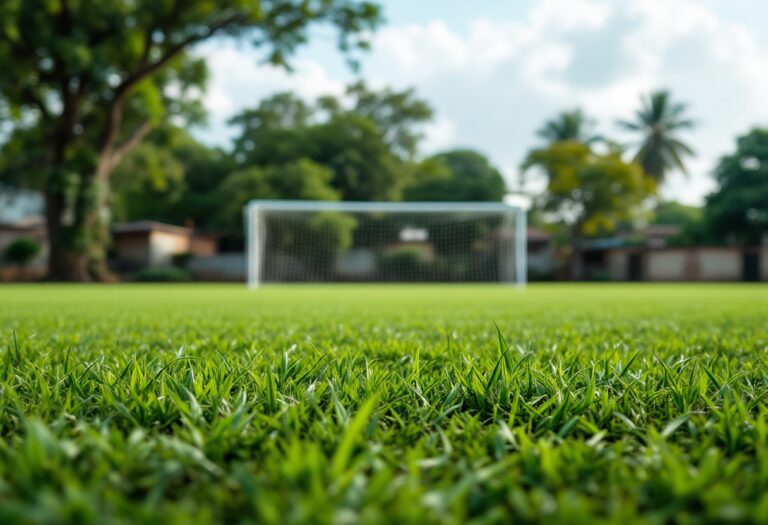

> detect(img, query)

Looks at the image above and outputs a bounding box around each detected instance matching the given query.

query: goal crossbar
[247,200,521,213]
[245,200,527,288]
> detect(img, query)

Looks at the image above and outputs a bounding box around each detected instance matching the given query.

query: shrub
[135,266,191,282]
[171,252,193,268]
[3,237,40,268]
[379,247,429,281]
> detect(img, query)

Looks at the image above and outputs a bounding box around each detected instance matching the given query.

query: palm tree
[619,90,695,184]
[537,109,602,144]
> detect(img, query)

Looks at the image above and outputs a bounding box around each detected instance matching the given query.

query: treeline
[524,91,768,278]
[1,1,765,281]
[110,82,506,248]
[113,79,768,264]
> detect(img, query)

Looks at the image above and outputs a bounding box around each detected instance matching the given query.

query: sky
[193,0,768,205]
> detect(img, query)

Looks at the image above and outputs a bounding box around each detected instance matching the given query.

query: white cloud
[360,0,768,204]
[193,42,345,146]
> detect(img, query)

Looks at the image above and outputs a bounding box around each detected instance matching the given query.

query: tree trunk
[45,191,88,281]
[570,225,585,281]
[43,83,150,281]
[44,173,111,282]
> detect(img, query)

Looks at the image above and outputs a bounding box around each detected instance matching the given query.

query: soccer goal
[244,200,527,287]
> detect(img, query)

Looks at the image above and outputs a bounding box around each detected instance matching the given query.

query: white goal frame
[244,200,527,288]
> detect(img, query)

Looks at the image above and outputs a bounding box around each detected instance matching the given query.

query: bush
[135,267,191,282]
[379,247,429,281]
[3,237,40,267]
[171,252,193,268]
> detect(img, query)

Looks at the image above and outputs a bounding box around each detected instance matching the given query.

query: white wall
[647,251,687,281]
[698,249,741,280]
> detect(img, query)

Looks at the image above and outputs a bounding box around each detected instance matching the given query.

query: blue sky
[194,0,768,205]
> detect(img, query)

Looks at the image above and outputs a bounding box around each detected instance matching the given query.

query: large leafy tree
[537,109,601,145]
[404,149,507,202]
[523,141,654,279]
[703,128,768,245]
[0,0,381,280]
[230,83,432,201]
[216,159,340,237]
[342,81,432,159]
[619,90,695,184]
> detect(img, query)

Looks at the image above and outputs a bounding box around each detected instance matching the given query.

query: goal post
[245,200,527,287]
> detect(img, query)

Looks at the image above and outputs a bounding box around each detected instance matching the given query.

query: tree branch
[96,12,246,181]
[118,13,246,94]
[109,120,153,171]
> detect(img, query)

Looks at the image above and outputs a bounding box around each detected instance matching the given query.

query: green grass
[1,284,768,524]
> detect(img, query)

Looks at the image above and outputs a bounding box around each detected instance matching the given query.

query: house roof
[111,221,191,236]
[0,216,45,232]
[642,224,682,237]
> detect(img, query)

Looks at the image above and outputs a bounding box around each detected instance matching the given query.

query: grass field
[1,284,767,524]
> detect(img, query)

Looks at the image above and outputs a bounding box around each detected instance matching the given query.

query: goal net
[245,200,527,287]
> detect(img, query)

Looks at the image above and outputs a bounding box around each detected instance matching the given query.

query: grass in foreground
[1,284,767,524]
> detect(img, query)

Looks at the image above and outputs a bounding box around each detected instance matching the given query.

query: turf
[1,284,767,524]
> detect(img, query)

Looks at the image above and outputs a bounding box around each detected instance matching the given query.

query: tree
[341,81,432,159]
[404,150,507,202]
[3,237,41,276]
[230,83,432,201]
[523,141,654,279]
[0,1,381,280]
[619,90,695,184]
[111,126,234,229]
[702,128,768,245]
[216,158,340,238]
[651,201,702,226]
[537,109,601,144]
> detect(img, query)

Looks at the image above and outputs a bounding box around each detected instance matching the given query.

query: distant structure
[111,221,217,271]
[0,186,44,223]
[577,225,768,282]
[0,217,47,280]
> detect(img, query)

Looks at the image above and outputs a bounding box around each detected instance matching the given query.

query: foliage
[216,159,340,240]
[379,246,429,280]
[134,266,191,282]
[404,150,507,202]
[652,200,702,226]
[2,237,40,267]
[230,84,432,201]
[306,211,358,253]
[171,252,193,269]
[111,126,235,229]
[699,128,768,245]
[619,90,695,183]
[524,141,654,236]
[1,284,768,522]
[537,109,602,144]
[0,0,382,280]
[650,200,703,246]
[339,81,433,159]
[524,141,654,279]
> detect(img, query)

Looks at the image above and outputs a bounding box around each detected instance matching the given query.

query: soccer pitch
[2,284,767,523]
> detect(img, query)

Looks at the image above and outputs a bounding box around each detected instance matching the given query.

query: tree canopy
[523,141,654,278]
[703,128,768,245]
[110,125,234,227]
[537,109,602,145]
[619,90,695,184]
[404,150,507,202]
[0,0,381,280]
[229,84,433,201]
